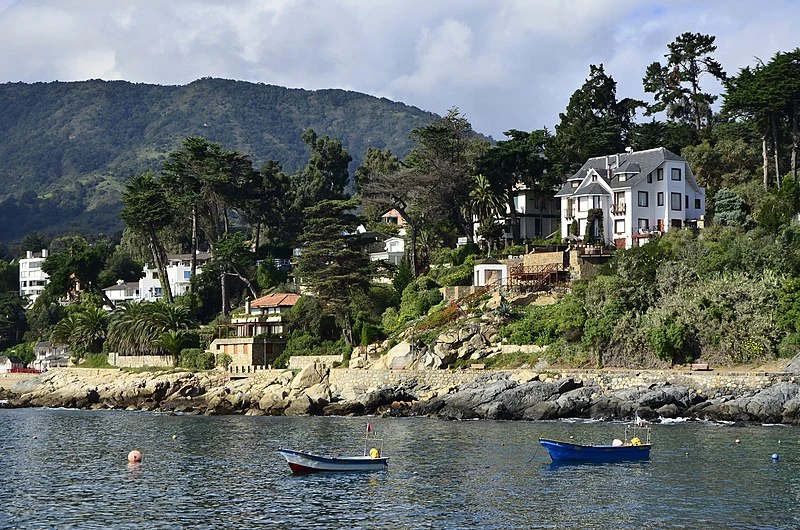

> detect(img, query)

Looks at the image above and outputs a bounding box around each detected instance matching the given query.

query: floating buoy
[772,453,779,461]
[172,434,177,440]
[735,439,740,444]
[128,450,142,463]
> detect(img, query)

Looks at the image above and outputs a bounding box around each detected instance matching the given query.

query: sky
[0,0,797,140]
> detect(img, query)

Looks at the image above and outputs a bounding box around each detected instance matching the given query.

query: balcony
[611,203,626,215]
[565,208,575,219]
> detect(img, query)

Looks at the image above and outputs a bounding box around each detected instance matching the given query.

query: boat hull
[539,438,651,464]
[277,449,388,474]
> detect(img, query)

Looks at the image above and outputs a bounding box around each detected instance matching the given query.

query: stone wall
[289,355,343,370]
[107,353,172,368]
[329,368,482,394]
[327,366,797,398]
[523,251,565,268]
[440,285,478,302]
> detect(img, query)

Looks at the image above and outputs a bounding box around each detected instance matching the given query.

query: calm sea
[0,408,798,529]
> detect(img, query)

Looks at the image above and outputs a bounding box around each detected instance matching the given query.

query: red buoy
[128,450,142,463]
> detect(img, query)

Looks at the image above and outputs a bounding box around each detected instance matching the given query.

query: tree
[121,172,174,303]
[469,174,505,251]
[294,198,372,345]
[41,236,116,309]
[241,160,292,249]
[405,108,490,244]
[152,329,188,367]
[478,129,557,244]
[0,292,27,349]
[553,64,643,175]
[107,300,196,357]
[643,32,726,134]
[212,232,259,302]
[291,129,352,215]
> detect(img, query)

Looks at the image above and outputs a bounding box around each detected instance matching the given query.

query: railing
[508,263,565,289]
[565,208,575,219]
[611,203,626,215]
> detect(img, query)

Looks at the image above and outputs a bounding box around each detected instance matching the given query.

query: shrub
[178,348,215,370]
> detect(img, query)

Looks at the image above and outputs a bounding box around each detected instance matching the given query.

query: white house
[102,281,140,308]
[473,257,509,287]
[31,342,70,371]
[555,147,705,249]
[368,236,405,266]
[139,252,212,301]
[473,184,561,244]
[18,249,50,305]
[0,355,24,373]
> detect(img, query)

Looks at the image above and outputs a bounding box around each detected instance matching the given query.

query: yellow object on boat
[630,437,642,446]
[370,447,380,458]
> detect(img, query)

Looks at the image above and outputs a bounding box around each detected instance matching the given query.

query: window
[685,195,689,209]
[647,173,652,183]
[619,174,626,182]
[591,174,597,182]
[571,181,579,188]
[578,197,587,212]
[638,218,649,229]
[671,192,682,210]
[638,191,649,207]
[183,270,191,280]
[657,168,663,181]
[695,198,701,209]
[657,192,664,206]
[671,168,682,181]
[614,219,625,233]
[592,195,600,209]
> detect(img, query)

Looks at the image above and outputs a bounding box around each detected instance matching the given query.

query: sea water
[0,408,798,529]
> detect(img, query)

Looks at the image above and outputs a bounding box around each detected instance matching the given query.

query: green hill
[0,78,439,245]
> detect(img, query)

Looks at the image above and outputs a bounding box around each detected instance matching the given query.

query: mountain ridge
[0,78,440,245]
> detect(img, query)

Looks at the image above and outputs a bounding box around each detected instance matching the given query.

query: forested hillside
[0,78,438,244]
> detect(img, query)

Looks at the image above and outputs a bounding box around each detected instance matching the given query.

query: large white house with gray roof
[555,147,705,249]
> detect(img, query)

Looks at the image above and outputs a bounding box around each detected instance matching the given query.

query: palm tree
[470,174,506,252]
[108,301,197,357]
[152,330,188,367]
[73,307,109,354]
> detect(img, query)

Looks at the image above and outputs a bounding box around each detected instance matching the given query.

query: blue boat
[538,438,652,463]
[539,419,652,464]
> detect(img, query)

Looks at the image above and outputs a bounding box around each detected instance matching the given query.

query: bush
[80,353,113,368]
[178,348,215,370]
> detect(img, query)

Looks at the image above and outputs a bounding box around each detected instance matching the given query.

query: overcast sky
[0,0,796,139]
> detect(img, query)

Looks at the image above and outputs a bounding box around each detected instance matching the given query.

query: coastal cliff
[3,364,800,425]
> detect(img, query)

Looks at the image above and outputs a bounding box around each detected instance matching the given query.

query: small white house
[368,236,405,266]
[473,257,508,287]
[103,281,140,308]
[31,342,70,371]
[0,355,24,373]
[555,147,705,249]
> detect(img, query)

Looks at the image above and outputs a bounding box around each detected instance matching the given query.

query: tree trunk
[772,113,782,189]
[762,134,769,190]
[148,226,173,303]
[507,186,520,245]
[229,269,259,300]
[253,222,262,252]
[340,309,355,346]
[792,101,798,180]
[220,269,229,316]
[409,224,418,278]
[190,205,198,292]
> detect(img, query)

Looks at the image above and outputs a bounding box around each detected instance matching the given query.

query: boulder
[291,362,329,389]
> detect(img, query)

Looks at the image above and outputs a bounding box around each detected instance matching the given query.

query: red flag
[367,422,372,433]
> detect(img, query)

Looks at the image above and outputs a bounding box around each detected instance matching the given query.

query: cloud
[0,0,797,139]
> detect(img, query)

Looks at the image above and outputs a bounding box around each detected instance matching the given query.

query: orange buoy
[128,450,142,463]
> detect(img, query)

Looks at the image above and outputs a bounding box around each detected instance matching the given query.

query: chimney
[41,249,48,258]
[26,250,32,259]
[615,154,620,166]
[245,298,251,314]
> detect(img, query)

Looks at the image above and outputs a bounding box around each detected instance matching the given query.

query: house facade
[210,293,300,368]
[555,147,705,249]
[102,281,140,308]
[31,342,70,371]
[139,252,212,301]
[368,236,405,266]
[18,249,50,305]
[473,184,561,244]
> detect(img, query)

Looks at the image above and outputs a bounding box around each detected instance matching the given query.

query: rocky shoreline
[3,363,800,425]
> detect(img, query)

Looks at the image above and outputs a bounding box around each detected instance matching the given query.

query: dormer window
[591,175,597,182]
[571,181,579,188]
[619,174,626,182]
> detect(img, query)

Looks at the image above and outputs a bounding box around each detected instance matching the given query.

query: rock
[372,342,416,370]
[291,362,329,389]
[323,401,366,416]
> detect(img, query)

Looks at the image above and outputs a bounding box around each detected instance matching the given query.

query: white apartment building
[19,249,50,304]
[555,147,705,249]
[139,252,212,301]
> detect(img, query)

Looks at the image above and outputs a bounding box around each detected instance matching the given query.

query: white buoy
[771,453,779,461]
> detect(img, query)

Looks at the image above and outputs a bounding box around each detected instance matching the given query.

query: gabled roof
[557,147,702,197]
[251,293,301,308]
[103,281,139,292]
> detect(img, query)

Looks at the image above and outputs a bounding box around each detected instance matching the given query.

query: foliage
[1,342,34,366]
[713,188,751,227]
[398,277,443,322]
[178,348,215,370]
[501,294,586,346]
[106,301,197,356]
[79,353,114,368]
[643,32,725,133]
[645,319,689,364]
[414,303,461,332]
[0,292,27,350]
[273,331,351,369]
